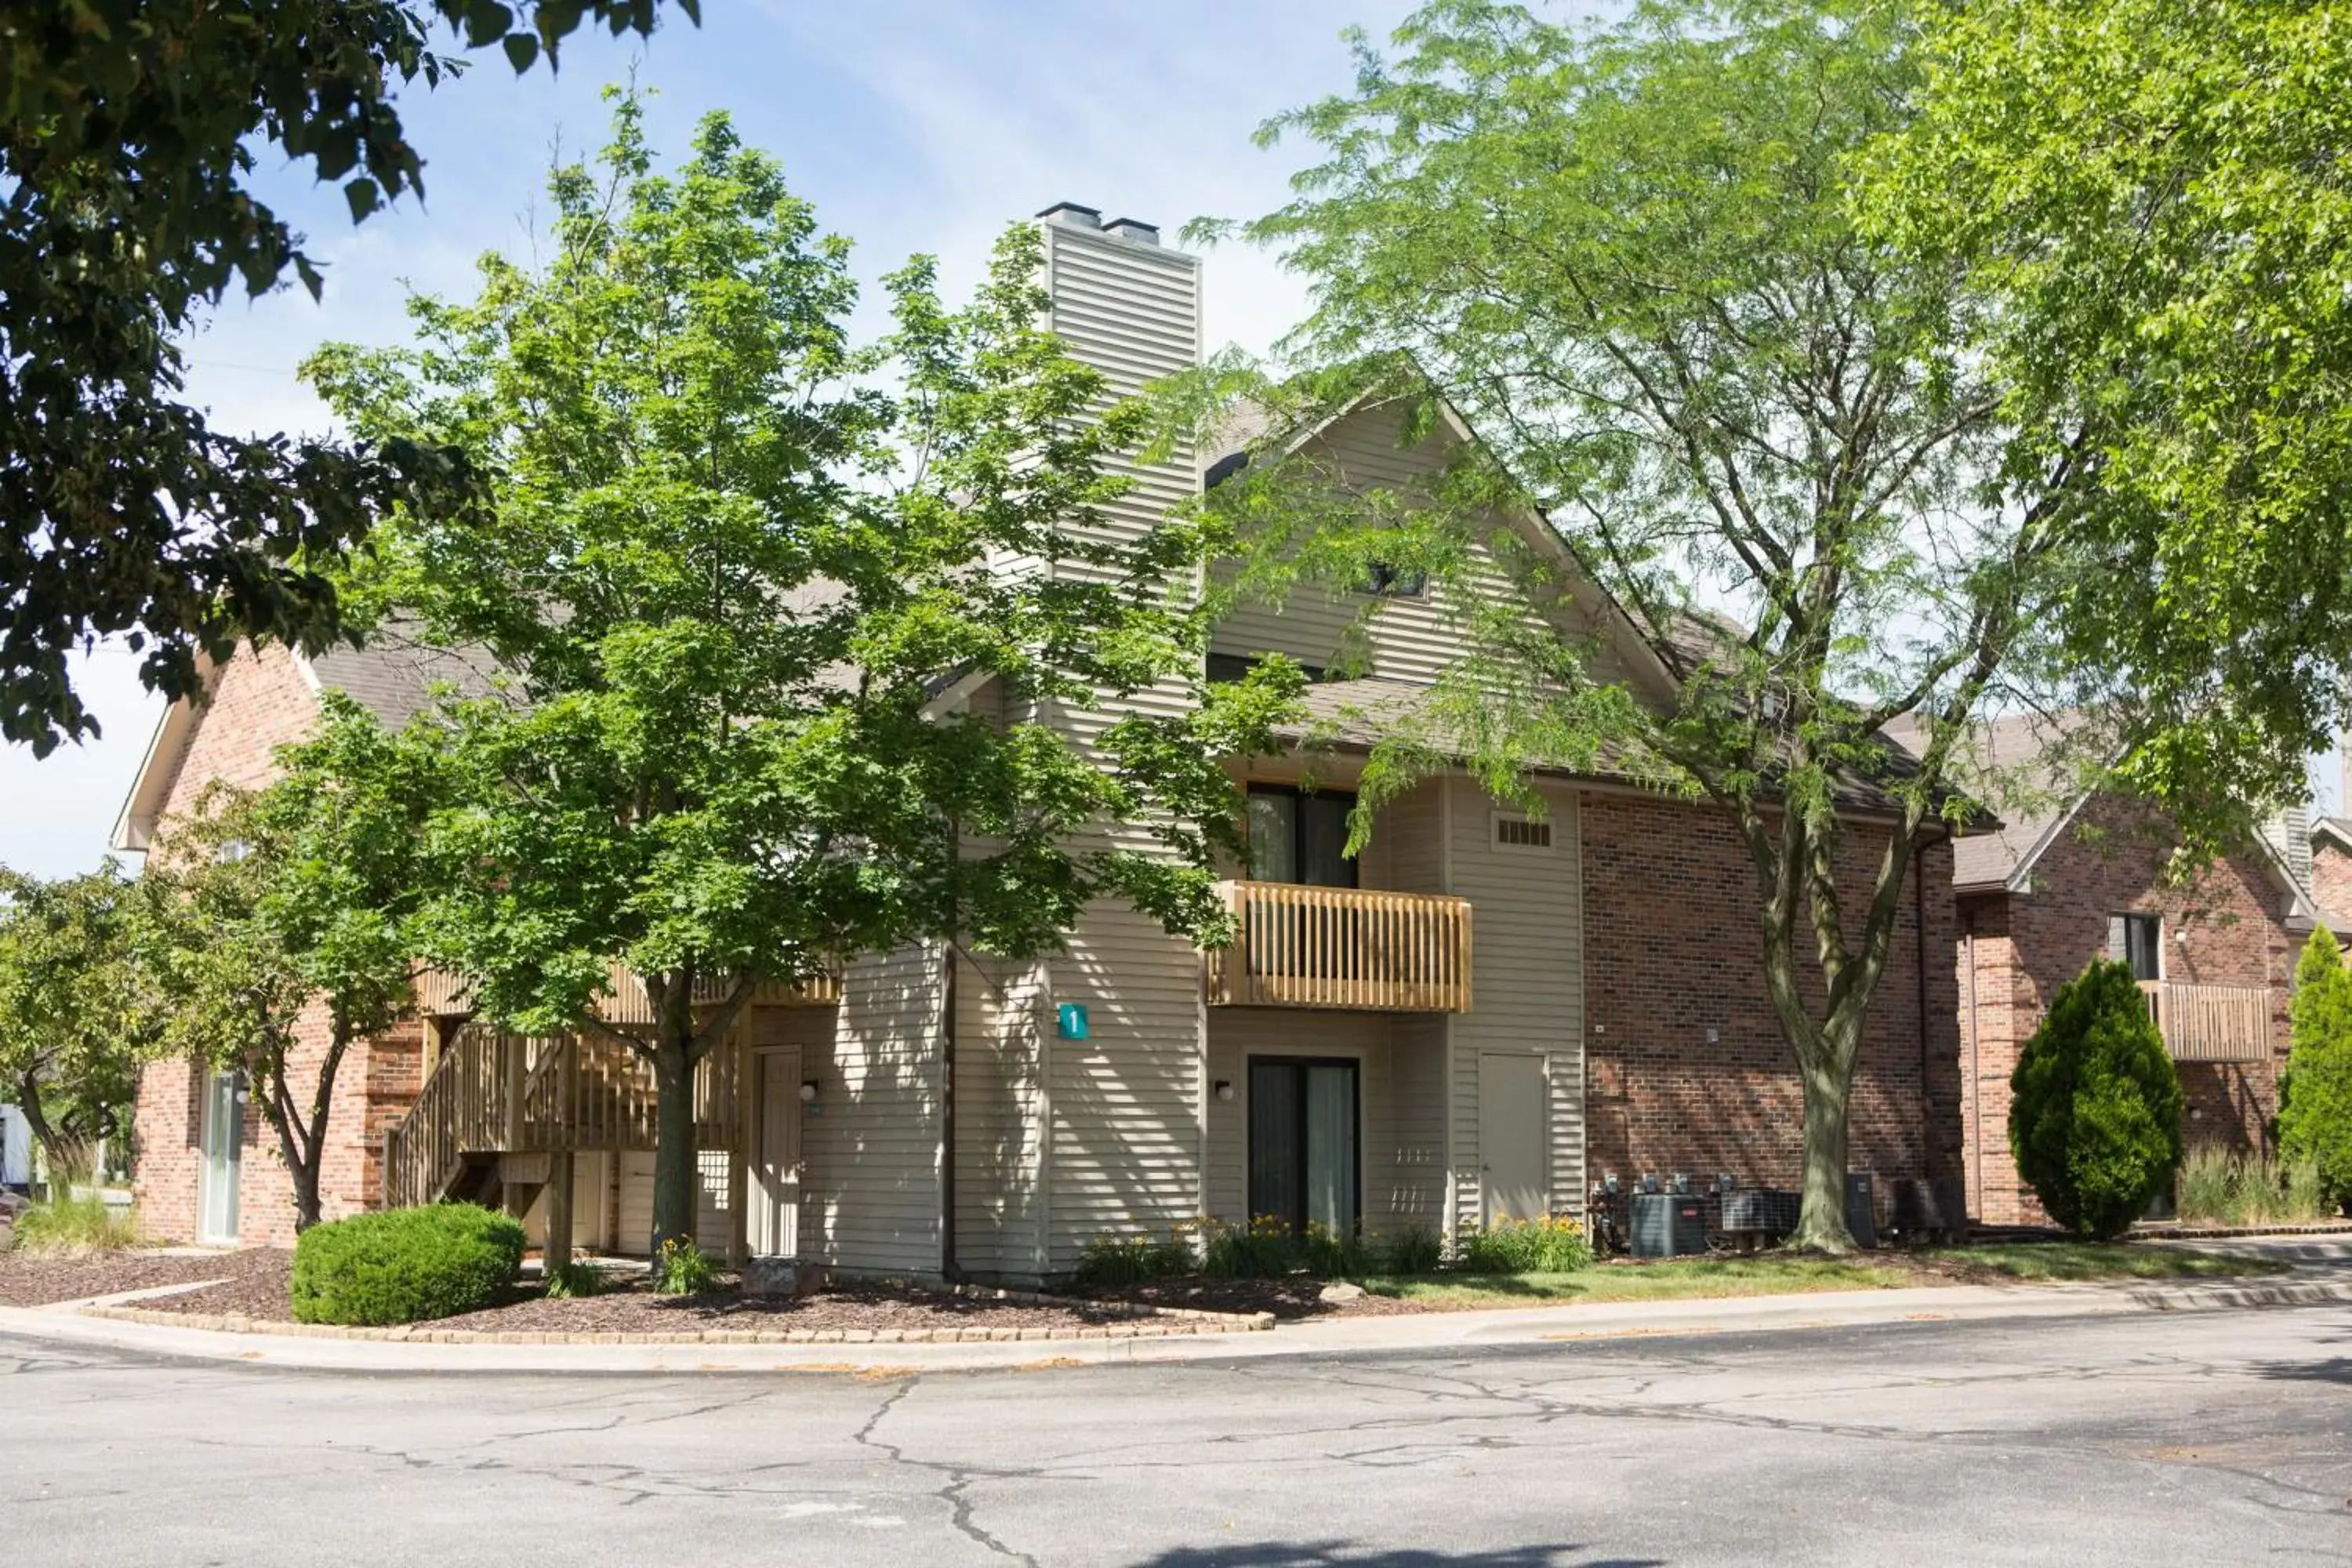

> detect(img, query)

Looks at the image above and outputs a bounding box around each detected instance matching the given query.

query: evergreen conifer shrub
[2009,958,2183,1239]
[290,1203,524,1326]
[2280,929,2352,1213]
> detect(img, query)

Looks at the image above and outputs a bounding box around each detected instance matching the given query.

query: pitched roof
[1882,710,2089,891]
[307,630,506,728]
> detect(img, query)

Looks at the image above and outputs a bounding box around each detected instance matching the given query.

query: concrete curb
[2136,1221,2352,1241]
[7,1260,2350,1376]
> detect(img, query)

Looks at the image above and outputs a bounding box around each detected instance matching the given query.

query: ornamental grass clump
[9,1191,136,1255]
[2009,959,2183,1240]
[290,1203,524,1326]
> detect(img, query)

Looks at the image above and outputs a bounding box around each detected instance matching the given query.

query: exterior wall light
[799,1080,820,1105]
[1214,1080,1235,1102]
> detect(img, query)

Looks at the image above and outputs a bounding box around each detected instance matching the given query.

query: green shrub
[1075,1230,1196,1286]
[9,1192,136,1254]
[1454,1214,1592,1274]
[1200,1215,1301,1279]
[2009,958,2184,1240]
[291,1203,524,1326]
[2280,929,2352,1213]
[1379,1223,1444,1276]
[1299,1220,1372,1279]
[543,1258,607,1298]
[653,1236,717,1296]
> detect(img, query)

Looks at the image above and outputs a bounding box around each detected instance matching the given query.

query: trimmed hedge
[291,1203,526,1326]
[2009,958,2183,1240]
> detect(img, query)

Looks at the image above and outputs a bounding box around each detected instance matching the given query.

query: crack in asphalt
[851,1377,1041,1566]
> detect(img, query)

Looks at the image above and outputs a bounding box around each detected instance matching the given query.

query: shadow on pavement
[1123,1546,1664,1568]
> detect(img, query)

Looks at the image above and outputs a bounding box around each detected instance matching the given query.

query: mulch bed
[0,1247,289,1308]
[121,1254,1171,1334]
[1065,1276,1431,1321]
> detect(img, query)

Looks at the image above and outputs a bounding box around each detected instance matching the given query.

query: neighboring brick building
[1581,792,1963,1201]
[114,638,492,1247]
[1896,713,2323,1225]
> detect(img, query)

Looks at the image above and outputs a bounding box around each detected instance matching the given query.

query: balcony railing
[2139,980,2274,1063]
[1204,880,1472,1013]
[414,962,840,1020]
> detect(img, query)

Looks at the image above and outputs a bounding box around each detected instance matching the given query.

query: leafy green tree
[0,1,695,752]
[2281,929,2352,1213]
[2009,959,2183,1240]
[1867,0,2352,822]
[309,96,1287,1253]
[1184,0,2352,1250]
[0,864,158,1180]
[144,697,440,1232]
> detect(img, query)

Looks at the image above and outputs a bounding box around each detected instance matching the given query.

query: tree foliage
[1867,0,2352,828]
[0,862,158,1179]
[310,96,1289,1250]
[143,695,438,1231]
[2009,958,2183,1240]
[2281,929,2352,1212]
[0,1,694,752]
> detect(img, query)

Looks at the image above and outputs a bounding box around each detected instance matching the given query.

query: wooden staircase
[381,1024,751,1211]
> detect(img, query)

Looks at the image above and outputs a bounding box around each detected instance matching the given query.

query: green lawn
[1352,1241,2283,1308]
[1922,1241,2286,1283]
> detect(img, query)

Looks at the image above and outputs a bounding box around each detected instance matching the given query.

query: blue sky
[4,0,2336,879]
[1,0,1435,878]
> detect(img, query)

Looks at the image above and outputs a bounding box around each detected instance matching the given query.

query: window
[1363,561,1426,597]
[1246,785,1357,887]
[2109,913,2161,981]
[1248,1058,1359,1236]
[1494,812,1553,851]
[1207,652,1325,685]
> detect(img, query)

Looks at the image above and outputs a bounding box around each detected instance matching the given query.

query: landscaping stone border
[2136,1220,2352,1241]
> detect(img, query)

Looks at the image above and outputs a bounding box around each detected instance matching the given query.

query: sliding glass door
[1247,1058,1359,1236]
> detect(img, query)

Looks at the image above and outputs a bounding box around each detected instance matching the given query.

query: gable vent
[1495,815,1553,851]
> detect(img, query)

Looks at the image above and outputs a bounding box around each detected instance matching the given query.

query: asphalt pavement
[5,1295,2348,1566]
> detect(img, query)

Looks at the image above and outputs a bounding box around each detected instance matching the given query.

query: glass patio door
[1247,1058,1359,1236]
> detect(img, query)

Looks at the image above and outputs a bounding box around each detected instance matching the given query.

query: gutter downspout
[1915,840,1933,1173]
[942,942,960,1284]
[1964,913,1982,1218]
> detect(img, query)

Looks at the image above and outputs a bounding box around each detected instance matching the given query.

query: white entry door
[752,1049,803,1258]
[198,1069,243,1243]
[1479,1053,1548,1224]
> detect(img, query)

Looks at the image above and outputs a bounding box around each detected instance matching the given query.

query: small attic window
[1494,812,1553,851]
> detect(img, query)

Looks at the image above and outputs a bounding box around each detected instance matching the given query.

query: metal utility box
[1720,1188,1799,1237]
[1845,1171,1876,1250]
[1628,1191,1709,1258]
[1890,1177,1967,1240]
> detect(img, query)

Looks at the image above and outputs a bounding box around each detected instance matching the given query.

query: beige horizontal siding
[802,944,944,1275]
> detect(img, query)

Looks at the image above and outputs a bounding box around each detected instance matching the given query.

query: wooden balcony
[1203,880,1472,1013]
[2139,980,2275,1063]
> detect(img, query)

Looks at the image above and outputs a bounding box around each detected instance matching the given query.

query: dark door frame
[1246,1054,1364,1236]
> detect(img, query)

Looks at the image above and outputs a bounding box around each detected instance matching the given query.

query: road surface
[5,1301,2347,1566]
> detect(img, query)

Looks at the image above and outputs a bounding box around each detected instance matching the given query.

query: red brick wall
[2313,835,2352,928]
[130,646,426,1244]
[1581,793,1963,1221]
[1957,794,2297,1225]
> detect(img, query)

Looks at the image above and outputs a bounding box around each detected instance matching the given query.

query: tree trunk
[13,1080,77,1186]
[1791,1046,1857,1252]
[648,1039,699,1260]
